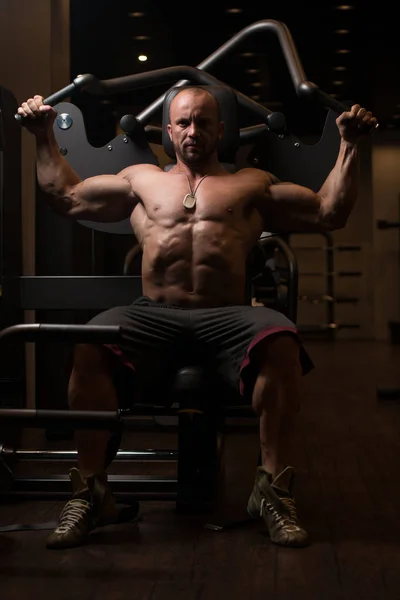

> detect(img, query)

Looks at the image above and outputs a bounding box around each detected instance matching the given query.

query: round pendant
[183,193,196,209]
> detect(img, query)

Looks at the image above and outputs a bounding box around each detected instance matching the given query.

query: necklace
[172,171,210,209]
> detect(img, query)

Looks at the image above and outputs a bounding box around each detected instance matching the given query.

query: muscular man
[17,86,377,550]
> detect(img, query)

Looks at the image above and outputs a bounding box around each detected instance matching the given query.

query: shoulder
[235,167,281,185]
[118,163,163,181]
[114,164,163,204]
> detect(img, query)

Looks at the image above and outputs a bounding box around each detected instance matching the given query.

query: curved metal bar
[296,81,352,115]
[16,65,275,127]
[136,20,307,123]
[81,65,275,126]
[197,20,306,86]
[16,20,349,126]
[136,19,349,123]
[15,74,97,121]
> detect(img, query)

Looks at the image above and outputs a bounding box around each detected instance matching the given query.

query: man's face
[167,90,224,165]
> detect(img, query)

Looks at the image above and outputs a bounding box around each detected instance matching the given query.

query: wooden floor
[1,339,400,599]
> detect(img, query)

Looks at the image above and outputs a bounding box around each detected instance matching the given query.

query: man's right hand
[17,95,57,137]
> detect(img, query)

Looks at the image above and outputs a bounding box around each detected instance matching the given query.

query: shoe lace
[281,496,298,522]
[55,498,92,534]
[260,496,299,529]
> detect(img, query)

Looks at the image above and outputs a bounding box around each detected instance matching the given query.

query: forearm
[36,130,82,215]
[318,139,359,229]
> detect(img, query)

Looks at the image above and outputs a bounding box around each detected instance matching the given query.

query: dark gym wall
[0,86,23,417]
[0,0,71,408]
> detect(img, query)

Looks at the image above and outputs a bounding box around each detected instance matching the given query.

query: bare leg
[248,334,309,547]
[251,334,304,478]
[68,343,118,479]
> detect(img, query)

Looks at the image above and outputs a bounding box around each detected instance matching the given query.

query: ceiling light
[333,80,345,85]
[246,68,260,74]
[334,5,354,9]
[336,49,351,54]
[129,12,144,17]
[251,95,260,100]
[226,8,243,13]
[239,52,256,57]
[138,55,148,62]
[251,82,262,87]
[335,29,350,34]
[334,66,347,71]
[133,35,151,40]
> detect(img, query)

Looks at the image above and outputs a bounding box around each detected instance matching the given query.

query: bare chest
[140,177,262,227]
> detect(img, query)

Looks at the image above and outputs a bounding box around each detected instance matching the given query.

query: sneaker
[247,465,309,547]
[46,468,118,550]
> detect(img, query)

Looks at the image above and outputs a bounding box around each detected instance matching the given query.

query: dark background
[69,0,399,143]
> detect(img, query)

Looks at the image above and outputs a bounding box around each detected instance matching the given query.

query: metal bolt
[57,113,73,130]
[59,147,67,156]
[108,145,113,151]
[294,142,300,148]
[253,157,259,164]
[123,136,128,143]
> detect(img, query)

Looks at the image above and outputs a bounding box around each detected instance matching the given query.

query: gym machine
[0,19,350,528]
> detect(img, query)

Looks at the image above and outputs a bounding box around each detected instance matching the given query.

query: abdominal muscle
[140,221,250,308]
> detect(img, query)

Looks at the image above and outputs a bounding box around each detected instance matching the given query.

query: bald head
[169,86,221,122]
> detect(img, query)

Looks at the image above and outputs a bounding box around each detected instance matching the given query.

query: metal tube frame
[0,446,178,462]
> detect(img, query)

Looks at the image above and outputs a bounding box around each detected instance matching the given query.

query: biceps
[68,175,136,221]
[266,185,322,231]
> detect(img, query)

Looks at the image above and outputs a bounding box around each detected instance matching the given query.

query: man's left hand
[336,104,379,143]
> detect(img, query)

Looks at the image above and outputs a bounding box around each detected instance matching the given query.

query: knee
[257,334,302,376]
[252,335,303,413]
[71,343,112,376]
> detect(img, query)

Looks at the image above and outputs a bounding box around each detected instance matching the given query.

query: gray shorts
[87,297,314,403]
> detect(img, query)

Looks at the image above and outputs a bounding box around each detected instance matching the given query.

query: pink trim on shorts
[239,325,298,395]
[104,343,136,372]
